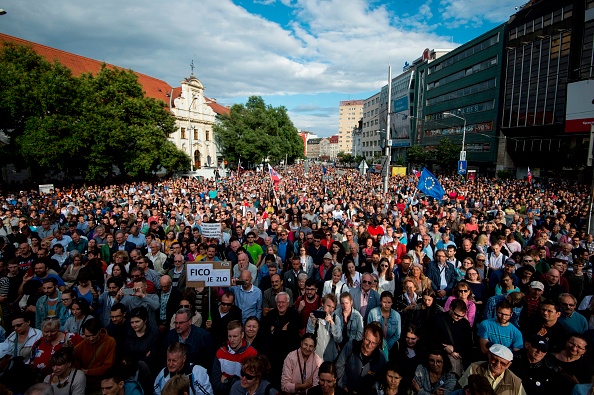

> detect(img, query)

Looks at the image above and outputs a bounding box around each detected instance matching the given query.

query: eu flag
[417,168,445,200]
[322,164,327,174]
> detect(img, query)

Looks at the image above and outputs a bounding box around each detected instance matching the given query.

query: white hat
[0,343,12,359]
[489,344,513,361]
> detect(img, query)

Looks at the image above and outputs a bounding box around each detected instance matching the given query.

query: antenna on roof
[190,60,195,76]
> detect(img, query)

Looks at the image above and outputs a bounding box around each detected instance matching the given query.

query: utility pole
[383,65,392,193]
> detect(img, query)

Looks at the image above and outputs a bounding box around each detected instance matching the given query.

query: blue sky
[0,0,519,136]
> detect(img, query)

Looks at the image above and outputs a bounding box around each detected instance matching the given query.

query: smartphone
[122,288,135,296]
[312,310,326,319]
[235,280,247,286]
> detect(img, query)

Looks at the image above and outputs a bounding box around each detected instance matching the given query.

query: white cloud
[438,0,517,28]
[1,0,467,135]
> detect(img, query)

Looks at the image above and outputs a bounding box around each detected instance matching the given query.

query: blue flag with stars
[417,168,445,200]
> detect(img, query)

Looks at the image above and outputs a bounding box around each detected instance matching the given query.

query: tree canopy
[0,43,189,181]
[214,96,304,165]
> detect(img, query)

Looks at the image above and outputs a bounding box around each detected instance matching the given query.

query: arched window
[194,150,201,169]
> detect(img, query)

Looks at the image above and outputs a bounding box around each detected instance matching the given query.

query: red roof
[0,33,230,115]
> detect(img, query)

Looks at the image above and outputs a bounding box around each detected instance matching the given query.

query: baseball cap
[529,335,549,352]
[505,259,516,266]
[489,344,513,361]
[529,281,544,291]
[323,252,333,260]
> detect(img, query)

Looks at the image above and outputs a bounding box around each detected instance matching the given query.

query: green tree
[0,43,189,180]
[435,138,459,172]
[214,96,304,165]
[406,145,431,167]
[337,152,354,164]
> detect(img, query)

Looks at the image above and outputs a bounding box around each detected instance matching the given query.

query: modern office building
[501,0,593,172]
[361,93,381,159]
[414,25,506,174]
[338,100,364,153]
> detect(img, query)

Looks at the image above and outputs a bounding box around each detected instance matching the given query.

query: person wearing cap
[459,344,525,395]
[315,252,335,286]
[510,335,565,395]
[489,259,520,293]
[519,281,544,327]
[558,293,588,334]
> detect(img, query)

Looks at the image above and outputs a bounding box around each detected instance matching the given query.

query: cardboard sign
[186,260,231,287]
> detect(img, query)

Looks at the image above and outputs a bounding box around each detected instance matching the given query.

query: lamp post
[443,111,467,160]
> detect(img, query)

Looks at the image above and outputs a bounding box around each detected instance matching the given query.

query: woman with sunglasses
[464,268,488,316]
[230,355,278,395]
[411,350,456,395]
[44,347,86,395]
[444,282,476,327]
[377,258,395,295]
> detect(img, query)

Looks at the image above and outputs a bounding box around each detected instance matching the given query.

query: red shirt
[294,295,320,335]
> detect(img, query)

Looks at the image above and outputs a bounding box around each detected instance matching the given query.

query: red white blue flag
[527,167,532,184]
[268,164,281,185]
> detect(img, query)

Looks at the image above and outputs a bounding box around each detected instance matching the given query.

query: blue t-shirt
[477,318,523,350]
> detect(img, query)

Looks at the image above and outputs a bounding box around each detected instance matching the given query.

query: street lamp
[443,111,467,160]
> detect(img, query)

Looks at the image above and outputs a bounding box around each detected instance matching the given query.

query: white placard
[39,184,54,194]
[201,222,221,238]
[186,263,231,286]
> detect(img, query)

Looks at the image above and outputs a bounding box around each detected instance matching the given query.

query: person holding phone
[307,294,340,361]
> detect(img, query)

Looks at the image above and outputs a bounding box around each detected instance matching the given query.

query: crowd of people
[0,163,592,395]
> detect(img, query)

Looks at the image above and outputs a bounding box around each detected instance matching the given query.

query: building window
[205,131,210,141]
[194,130,199,140]
[181,128,186,139]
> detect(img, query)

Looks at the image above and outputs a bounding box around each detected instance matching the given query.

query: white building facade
[169,75,219,170]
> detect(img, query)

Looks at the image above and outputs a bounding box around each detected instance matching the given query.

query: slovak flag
[237,159,244,172]
[527,167,532,184]
[413,169,421,178]
[268,164,281,185]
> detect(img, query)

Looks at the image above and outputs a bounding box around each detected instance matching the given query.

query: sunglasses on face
[240,370,256,380]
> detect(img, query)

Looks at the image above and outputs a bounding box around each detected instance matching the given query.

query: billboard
[566,80,594,133]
